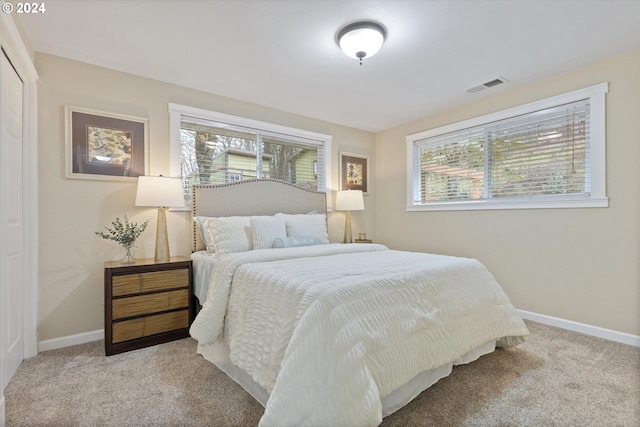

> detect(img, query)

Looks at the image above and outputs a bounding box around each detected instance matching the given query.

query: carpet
[5,321,639,426]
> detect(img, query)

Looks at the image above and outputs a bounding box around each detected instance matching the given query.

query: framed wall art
[339,151,369,194]
[65,106,149,181]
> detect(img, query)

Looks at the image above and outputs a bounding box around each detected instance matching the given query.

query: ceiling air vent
[467,76,508,93]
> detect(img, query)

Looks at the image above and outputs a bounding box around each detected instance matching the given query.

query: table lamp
[135,175,185,262]
[335,189,364,243]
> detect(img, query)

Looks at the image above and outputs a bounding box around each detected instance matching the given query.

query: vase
[120,244,135,264]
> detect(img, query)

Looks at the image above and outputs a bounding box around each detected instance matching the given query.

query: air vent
[467,76,508,93]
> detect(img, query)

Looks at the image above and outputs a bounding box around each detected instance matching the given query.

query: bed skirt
[197,339,497,418]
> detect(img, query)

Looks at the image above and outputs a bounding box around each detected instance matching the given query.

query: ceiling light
[337,21,386,65]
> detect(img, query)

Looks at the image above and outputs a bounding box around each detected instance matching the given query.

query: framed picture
[339,152,369,194]
[65,106,149,181]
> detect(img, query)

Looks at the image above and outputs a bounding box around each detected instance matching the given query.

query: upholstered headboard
[191,179,327,252]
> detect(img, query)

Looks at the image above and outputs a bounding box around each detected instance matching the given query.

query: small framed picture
[65,106,149,181]
[339,152,369,194]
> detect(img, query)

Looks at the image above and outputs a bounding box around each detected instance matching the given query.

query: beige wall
[375,50,640,336]
[36,53,376,342]
[36,49,640,342]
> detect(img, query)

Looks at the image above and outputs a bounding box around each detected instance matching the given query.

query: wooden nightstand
[104,256,193,356]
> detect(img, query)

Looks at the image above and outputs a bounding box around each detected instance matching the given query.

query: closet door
[1,49,25,388]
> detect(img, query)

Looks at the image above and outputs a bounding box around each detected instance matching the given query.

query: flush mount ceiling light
[337,21,386,65]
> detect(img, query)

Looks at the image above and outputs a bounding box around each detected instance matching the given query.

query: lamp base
[154,207,170,262]
[342,210,352,244]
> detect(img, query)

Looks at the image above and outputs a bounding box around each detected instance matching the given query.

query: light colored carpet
[5,321,640,426]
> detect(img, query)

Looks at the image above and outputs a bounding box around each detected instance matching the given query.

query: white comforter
[190,244,529,427]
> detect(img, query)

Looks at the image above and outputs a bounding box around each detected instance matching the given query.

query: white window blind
[416,100,589,202]
[406,83,608,211]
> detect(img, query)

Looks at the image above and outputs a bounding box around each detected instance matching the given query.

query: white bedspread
[190,251,218,305]
[190,244,529,427]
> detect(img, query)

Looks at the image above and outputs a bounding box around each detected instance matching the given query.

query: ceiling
[18,0,640,132]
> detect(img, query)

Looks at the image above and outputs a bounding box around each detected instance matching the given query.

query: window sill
[407,197,609,212]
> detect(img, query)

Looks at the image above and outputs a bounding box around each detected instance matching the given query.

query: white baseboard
[38,329,104,352]
[35,312,640,353]
[518,310,640,347]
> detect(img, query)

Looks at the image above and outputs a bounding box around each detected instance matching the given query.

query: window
[169,104,332,205]
[406,83,608,211]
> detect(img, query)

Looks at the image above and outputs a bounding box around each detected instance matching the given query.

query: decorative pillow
[251,216,287,250]
[272,236,322,248]
[276,213,329,244]
[203,216,252,255]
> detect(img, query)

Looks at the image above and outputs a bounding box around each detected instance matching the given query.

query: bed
[188,179,529,427]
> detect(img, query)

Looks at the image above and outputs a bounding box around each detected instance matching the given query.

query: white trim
[589,89,607,199]
[38,330,104,353]
[169,103,332,143]
[22,82,38,361]
[408,83,608,142]
[518,309,640,347]
[0,17,37,82]
[0,394,4,427]
[406,196,609,211]
[407,83,609,211]
[0,12,39,366]
[33,312,640,354]
[168,107,183,178]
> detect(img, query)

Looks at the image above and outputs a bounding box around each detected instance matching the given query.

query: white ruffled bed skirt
[197,339,497,418]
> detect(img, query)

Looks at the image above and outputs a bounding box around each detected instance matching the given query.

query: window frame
[169,103,332,210]
[406,83,609,211]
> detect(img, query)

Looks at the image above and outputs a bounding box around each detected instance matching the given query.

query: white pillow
[193,216,212,250]
[276,213,329,244]
[251,216,287,250]
[272,236,322,248]
[203,216,252,255]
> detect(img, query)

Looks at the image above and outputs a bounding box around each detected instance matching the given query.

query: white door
[1,50,25,388]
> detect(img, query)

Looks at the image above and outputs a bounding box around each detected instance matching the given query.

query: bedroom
[1,0,639,425]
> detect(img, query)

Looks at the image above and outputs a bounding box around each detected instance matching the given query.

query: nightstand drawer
[112,268,188,296]
[112,289,189,320]
[112,309,189,344]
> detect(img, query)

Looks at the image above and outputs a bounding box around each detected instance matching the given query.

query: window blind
[414,99,590,203]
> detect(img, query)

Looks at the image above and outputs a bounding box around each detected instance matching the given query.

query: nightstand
[354,239,373,243]
[104,256,193,356]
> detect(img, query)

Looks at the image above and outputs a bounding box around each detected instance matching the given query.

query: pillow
[193,216,212,249]
[202,216,252,255]
[276,213,329,244]
[272,236,322,248]
[251,216,287,250]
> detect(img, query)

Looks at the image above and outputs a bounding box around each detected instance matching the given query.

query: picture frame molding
[64,105,150,181]
[339,151,370,195]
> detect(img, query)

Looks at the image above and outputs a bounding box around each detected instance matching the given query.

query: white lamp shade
[336,190,364,211]
[135,176,185,208]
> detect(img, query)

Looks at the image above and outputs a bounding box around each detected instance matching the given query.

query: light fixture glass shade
[135,176,184,208]
[337,21,386,63]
